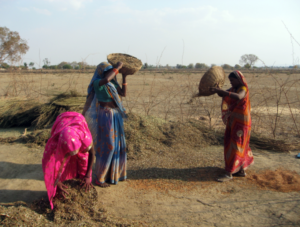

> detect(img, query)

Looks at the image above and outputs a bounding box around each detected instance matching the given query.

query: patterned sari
[221,71,254,174]
[42,112,93,209]
[85,62,127,184]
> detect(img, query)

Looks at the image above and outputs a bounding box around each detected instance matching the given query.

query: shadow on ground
[0,162,43,180]
[0,190,46,203]
[128,167,225,182]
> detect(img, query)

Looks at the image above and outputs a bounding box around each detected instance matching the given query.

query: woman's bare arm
[210,87,246,100]
[85,145,95,179]
[116,73,128,97]
[98,62,123,86]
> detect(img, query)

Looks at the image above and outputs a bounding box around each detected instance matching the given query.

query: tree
[176,64,182,69]
[0,62,9,69]
[63,64,72,69]
[70,61,78,69]
[49,65,57,69]
[23,62,28,69]
[0,27,29,64]
[188,63,194,69]
[239,54,258,68]
[222,64,232,70]
[211,64,216,67]
[77,61,88,70]
[58,61,68,69]
[195,63,208,69]
[234,64,241,69]
[43,58,50,66]
[29,62,34,69]
[144,63,148,69]
[244,63,251,69]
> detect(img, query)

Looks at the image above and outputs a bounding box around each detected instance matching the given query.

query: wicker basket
[107,53,142,75]
[198,66,225,96]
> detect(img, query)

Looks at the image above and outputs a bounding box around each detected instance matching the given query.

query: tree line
[3,26,295,71]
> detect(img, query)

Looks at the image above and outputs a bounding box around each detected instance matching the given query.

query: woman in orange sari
[210,71,254,182]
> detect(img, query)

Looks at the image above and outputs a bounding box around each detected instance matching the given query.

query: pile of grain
[248,168,300,192]
[107,53,142,75]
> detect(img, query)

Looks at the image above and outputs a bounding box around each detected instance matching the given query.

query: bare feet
[95,181,110,188]
[217,174,233,182]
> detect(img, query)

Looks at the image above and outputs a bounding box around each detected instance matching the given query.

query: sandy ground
[0,138,300,226]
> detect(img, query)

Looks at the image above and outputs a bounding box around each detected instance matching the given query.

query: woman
[42,112,95,209]
[82,61,128,187]
[209,71,254,182]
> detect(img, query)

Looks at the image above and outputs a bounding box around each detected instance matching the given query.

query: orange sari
[221,71,254,174]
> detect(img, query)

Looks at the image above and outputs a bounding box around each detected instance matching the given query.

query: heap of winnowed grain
[197,66,225,96]
[107,53,142,75]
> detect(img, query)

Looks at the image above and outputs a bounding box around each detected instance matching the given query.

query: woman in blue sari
[82,62,128,187]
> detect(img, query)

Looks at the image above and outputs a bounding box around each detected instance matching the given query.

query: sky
[1,0,300,67]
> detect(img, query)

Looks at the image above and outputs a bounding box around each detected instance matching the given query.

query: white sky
[1,0,300,67]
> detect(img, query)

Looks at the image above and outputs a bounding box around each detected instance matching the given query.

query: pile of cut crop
[0,179,140,226]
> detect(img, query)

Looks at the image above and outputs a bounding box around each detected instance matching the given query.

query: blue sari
[85,62,127,184]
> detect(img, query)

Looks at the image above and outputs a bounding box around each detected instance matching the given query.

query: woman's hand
[57,182,69,198]
[81,176,94,192]
[209,87,222,94]
[209,83,221,94]
[116,62,123,70]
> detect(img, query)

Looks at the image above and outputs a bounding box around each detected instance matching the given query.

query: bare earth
[1,139,300,226]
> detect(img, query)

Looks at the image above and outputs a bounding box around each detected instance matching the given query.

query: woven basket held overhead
[107,53,143,75]
[198,66,225,96]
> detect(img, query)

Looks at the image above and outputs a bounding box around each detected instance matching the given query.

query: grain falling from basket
[107,53,143,75]
[197,66,226,96]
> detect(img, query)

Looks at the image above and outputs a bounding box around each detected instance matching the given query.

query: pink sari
[42,112,92,209]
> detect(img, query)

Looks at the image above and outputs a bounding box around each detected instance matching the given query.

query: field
[1,69,300,226]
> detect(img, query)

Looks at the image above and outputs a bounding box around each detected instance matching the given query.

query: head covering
[87,62,113,95]
[86,62,126,119]
[233,70,248,89]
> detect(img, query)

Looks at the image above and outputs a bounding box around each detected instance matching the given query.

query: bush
[234,64,242,69]
[222,64,233,70]
[188,63,194,69]
[244,63,251,69]
[1,63,10,69]
[49,65,58,69]
[63,64,72,69]
[195,63,208,69]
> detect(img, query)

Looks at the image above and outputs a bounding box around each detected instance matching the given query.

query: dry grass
[0,69,300,144]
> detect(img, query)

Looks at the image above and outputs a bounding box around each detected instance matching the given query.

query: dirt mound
[1,179,138,226]
[0,201,51,226]
[248,168,300,192]
[124,113,221,158]
[52,179,108,225]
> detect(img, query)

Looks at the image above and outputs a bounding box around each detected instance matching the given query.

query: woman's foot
[95,181,110,188]
[233,169,246,177]
[217,174,233,182]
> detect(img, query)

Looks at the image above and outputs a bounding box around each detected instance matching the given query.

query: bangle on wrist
[112,68,119,75]
[122,83,128,86]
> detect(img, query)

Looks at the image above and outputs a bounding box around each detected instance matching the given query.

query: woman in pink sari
[42,112,95,209]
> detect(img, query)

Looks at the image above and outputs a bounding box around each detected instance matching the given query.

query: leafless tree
[239,54,258,68]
